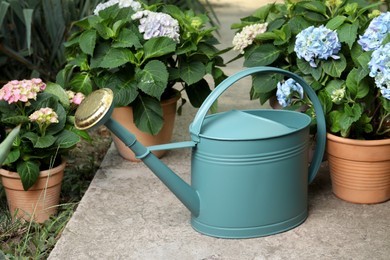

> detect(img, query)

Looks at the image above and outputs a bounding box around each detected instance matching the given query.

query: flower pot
[111,94,180,161]
[0,161,66,223]
[326,133,390,204]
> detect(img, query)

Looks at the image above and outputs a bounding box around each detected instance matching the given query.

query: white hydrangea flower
[232,23,268,54]
[94,0,142,15]
[132,10,180,42]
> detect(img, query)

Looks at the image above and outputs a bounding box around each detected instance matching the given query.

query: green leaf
[69,73,93,95]
[44,82,70,109]
[133,95,163,135]
[114,85,138,107]
[252,3,274,20]
[1,115,29,125]
[17,160,40,191]
[326,15,347,30]
[185,79,211,108]
[244,44,280,67]
[137,60,169,99]
[288,16,311,34]
[0,125,20,166]
[180,61,206,86]
[322,54,347,78]
[357,51,371,71]
[143,37,176,60]
[23,132,56,148]
[112,28,142,48]
[98,48,133,69]
[55,129,80,149]
[297,59,322,80]
[346,68,369,99]
[3,149,20,165]
[297,1,327,15]
[341,103,362,123]
[79,29,97,56]
[252,73,283,94]
[337,21,359,49]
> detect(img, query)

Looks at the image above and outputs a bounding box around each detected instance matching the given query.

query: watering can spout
[73,88,200,217]
[105,118,200,216]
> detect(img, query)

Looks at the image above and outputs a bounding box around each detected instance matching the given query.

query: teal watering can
[74,67,326,238]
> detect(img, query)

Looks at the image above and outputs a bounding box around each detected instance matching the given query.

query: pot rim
[326,132,390,147]
[0,160,66,179]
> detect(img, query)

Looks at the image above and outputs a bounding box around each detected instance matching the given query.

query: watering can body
[190,110,312,238]
[74,67,326,239]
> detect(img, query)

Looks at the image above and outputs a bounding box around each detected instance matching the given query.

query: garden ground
[49,0,390,259]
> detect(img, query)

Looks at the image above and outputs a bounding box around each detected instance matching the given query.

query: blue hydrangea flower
[276,79,304,107]
[132,10,180,42]
[358,12,390,51]
[294,25,341,67]
[368,42,390,100]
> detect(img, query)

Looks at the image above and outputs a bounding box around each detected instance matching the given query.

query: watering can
[74,67,326,238]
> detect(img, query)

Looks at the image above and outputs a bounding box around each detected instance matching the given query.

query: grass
[0,126,112,259]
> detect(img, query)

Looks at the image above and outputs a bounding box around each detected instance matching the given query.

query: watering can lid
[197,110,293,140]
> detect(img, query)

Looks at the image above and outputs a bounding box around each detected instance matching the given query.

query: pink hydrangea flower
[0,79,46,104]
[66,90,85,105]
[29,107,59,125]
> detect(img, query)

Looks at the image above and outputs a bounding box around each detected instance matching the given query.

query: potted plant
[0,78,87,222]
[231,0,390,203]
[60,0,227,160]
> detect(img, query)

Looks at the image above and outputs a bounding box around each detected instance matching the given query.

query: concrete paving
[49,1,390,259]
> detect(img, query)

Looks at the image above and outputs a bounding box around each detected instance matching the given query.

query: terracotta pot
[326,133,390,204]
[111,94,180,161]
[0,160,65,223]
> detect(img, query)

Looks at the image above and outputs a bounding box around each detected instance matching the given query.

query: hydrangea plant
[60,0,227,135]
[231,0,390,139]
[0,79,87,190]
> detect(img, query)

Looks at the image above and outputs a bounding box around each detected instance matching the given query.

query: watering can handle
[190,66,326,183]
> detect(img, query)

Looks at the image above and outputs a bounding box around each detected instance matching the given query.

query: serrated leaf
[44,82,70,109]
[112,28,142,48]
[337,22,359,49]
[297,59,322,80]
[244,44,280,67]
[346,69,369,99]
[252,73,283,94]
[35,135,57,148]
[17,160,40,191]
[1,115,29,125]
[143,37,176,60]
[79,29,97,55]
[322,54,347,78]
[132,95,163,135]
[180,61,206,86]
[99,48,133,69]
[137,60,168,99]
[69,73,93,94]
[55,129,80,149]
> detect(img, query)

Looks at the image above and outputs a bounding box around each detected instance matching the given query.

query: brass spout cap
[74,88,114,130]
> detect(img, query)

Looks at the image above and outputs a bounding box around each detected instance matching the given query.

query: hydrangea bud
[29,108,59,125]
[330,88,345,104]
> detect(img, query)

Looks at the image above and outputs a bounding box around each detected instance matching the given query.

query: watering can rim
[192,109,312,141]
